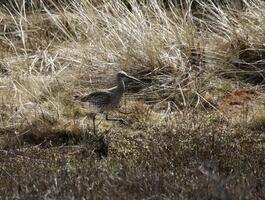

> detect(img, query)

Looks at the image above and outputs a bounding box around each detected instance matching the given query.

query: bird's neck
[116,77,125,93]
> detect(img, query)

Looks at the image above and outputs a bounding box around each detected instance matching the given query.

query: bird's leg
[105,113,129,125]
[92,114,97,134]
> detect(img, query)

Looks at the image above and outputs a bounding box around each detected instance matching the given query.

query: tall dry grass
[1,0,264,128]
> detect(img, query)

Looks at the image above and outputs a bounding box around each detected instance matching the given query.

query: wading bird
[74,71,142,134]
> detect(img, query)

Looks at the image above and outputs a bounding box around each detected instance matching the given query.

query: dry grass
[0,0,264,199]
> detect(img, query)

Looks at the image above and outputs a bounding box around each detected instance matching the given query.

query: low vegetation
[0,0,264,199]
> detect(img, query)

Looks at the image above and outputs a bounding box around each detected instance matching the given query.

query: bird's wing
[80,91,112,106]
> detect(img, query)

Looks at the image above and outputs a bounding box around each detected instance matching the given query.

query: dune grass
[0,0,264,199]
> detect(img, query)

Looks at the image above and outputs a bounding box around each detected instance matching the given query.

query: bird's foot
[119,119,129,125]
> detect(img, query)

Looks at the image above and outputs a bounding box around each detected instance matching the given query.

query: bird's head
[116,71,142,83]
[117,71,128,79]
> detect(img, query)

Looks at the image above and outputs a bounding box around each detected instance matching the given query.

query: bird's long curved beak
[125,75,143,84]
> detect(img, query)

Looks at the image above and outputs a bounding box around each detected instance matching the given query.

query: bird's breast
[110,93,122,106]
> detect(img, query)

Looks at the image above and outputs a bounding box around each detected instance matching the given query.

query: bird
[74,71,142,134]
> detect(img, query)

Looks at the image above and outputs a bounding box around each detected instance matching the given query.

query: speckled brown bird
[74,71,142,133]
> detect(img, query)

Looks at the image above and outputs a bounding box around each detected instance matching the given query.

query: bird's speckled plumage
[74,71,141,133]
[74,71,139,112]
